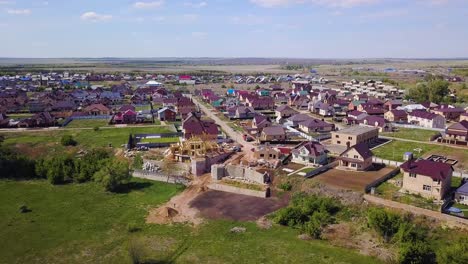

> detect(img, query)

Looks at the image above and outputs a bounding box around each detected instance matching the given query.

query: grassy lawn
[65,119,110,128]
[0,179,381,264]
[375,181,440,211]
[135,105,152,111]
[7,113,34,120]
[381,128,439,141]
[140,137,180,144]
[1,126,174,156]
[221,179,265,191]
[372,140,468,168]
[292,167,315,177]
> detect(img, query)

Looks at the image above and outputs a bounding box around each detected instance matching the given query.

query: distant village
[1,70,468,221]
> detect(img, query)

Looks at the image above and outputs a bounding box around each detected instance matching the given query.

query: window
[461,195,466,201]
[335,135,339,138]
[409,173,416,178]
[348,136,352,140]
[354,155,359,159]
[423,185,431,191]
[260,154,264,158]
[337,141,341,144]
[351,163,357,168]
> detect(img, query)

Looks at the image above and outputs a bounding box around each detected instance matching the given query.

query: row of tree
[35,149,131,192]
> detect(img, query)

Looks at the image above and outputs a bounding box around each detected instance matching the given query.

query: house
[347,110,368,121]
[275,105,298,119]
[114,109,137,124]
[384,110,407,123]
[229,106,256,119]
[253,145,281,160]
[291,141,328,165]
[298,118,334,134]
[337,143,373,171]
[444,120,468,143]
[83,104,111,116]
[331,126,379,148]
[252,114,271,130]
[407,111,446,129]
[400,159,453,200]
[384,100,403,111]
[182,113,218,140]
[455,182,468,205]
[460,113,468,122]
[157,107,177,121]
[249,97,275,110]
[359,116,392,132]
[288,114,312,127]
[432,107,465,121]
[318,102,335,117]
[260,126,287,142]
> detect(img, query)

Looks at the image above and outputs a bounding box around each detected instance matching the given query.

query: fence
[392,123,445,132]
[365,167,401,193]
[62,115,111,127]
[372,157,403,167]
[304,161,339,178]
[132,170,190,186]
[207,183,269,198]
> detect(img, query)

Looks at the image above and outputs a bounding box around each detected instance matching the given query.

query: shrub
[94,159,131,192]
[367,208,402,242]
[279,182,292,191]
[93,126,100,131]
[133,154,143,170]
[436,238,468,264]
[399,242,436,264]
[60,135,77,146]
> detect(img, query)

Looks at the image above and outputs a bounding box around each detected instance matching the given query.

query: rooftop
[333,126,378,135]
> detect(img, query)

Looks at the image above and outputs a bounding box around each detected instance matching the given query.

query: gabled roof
[400,159,453,181]
[408,111,441,120]
[340,143,373,160]
[388,109,407,117]
[262,126,285,136]
[299,118,333,129]
[292,141,326,157]
[447,120,468,131]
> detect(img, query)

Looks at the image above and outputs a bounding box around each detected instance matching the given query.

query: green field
[0,126,174,156]
[7,113,34,120]
[381,128,439,141]
[372,140,468,168]
[66,119,110,128]
[140,137,180,144]
[135,105,152,111]
[0,179,381,264]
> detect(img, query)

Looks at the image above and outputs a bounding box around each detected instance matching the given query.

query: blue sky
[0,0,467,58]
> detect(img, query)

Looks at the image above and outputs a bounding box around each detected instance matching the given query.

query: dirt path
[146,174,212,226]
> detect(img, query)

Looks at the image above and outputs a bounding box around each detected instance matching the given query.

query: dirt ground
[313,166,395,192]
[190,190,290,221]
[146,174,212,226]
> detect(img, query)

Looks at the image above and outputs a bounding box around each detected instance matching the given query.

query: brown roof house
[384,110,407,123]
[298,118,334,134]
[337,143,373,171]
[182,112,218,140]
[275,105,298,119]
[400,159,453,200]
[408,111,445,129]
[84,104,111,116]
[260,126,286,142]
[444,120,468,144]
[292,141,328,165]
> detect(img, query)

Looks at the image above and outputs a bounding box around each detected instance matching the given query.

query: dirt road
[191,96,257,158]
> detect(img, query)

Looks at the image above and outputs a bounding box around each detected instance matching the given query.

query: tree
[409,79,450,104]
[399,242,436,264]
[367,208,402,242]
[436,238,468,264]
[61,135,77,146]
[394,222,427,244]
[94,159,131,192]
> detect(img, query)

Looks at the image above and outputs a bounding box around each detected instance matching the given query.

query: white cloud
[134,1,164,9]
[184,1,208,8]
[191,31,208,38]
[80,12,113,22]
[7,9,31,15]
[251,0,379,8]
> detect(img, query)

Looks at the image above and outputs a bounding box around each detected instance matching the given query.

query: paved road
[192,97,257,158]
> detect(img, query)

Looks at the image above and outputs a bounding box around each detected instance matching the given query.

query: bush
[127,222,141,233]
[133,154,143,170]
[93,159,131,192]
[399,242,436,264]
[93,126,100,132]
[279,182,292,191]
[394,222,427,244]
[367,208,402,242]
[436,238,468,264]
[60,135,77,146]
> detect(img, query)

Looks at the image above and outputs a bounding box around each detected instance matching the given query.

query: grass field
[140,137,180,144]
[0,179,381,264]
[372,140,468,169]
[65,119,110,128]
[0,126,174,157]
[380,128,439,141]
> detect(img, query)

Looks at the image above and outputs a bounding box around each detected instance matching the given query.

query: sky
[0,0,467,58]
